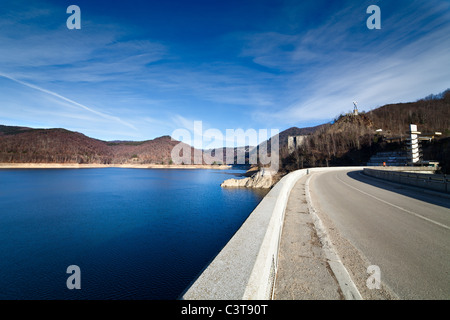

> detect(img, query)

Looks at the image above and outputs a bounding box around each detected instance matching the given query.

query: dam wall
[182,166,365,300]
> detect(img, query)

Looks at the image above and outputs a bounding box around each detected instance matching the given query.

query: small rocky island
[220,168,275,189]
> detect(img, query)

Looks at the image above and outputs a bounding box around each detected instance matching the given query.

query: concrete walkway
[273,175,344,300]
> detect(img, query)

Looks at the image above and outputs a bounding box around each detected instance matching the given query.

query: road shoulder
[273,174,344,299]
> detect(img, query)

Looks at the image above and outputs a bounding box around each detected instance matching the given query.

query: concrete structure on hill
[407,124,421,164]
[368,124,440,169]
[288,135,307,154]
[352,101,359,116]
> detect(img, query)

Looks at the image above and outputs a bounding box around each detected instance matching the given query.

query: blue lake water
[0,168,268,299]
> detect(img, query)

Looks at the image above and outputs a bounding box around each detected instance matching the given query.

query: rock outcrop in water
[220,168,274,189]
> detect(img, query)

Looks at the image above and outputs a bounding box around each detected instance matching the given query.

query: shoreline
[0,163,232,170]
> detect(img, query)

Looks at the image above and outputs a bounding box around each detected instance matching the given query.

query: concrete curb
[182,168,307,299]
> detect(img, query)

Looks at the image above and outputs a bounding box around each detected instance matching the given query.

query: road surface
[309,169,450,299]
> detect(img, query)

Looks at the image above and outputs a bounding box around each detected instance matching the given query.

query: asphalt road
[309,169,450,300]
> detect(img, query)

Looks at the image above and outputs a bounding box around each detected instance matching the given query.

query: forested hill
[1,90,449,171]
[281,90,450,173]
[0,126,193,164]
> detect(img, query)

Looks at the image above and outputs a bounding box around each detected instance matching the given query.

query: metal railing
[363,168,449,194]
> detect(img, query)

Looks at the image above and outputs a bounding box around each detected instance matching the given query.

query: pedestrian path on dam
[273,174,343,299]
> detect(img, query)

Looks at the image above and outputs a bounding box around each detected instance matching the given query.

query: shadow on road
[346,170,450,210]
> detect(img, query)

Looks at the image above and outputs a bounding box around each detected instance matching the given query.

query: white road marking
[335,174,450,231]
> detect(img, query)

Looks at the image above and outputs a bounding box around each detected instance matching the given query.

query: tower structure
[407,124,421,164]
[352,101,359,116]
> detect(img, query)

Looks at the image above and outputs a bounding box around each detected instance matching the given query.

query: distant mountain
[244,124,329,164]
[0,127,195,165]
[275,124,330,150]
[0,122,328,166]
[2,90,448,172]
[203,124,328,166]
[0,128,111,163]
[203,146,254,165]
[109,135,196,164]
[0,125,33,136]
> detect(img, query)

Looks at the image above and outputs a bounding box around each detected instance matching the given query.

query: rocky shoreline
[220,168,275,189]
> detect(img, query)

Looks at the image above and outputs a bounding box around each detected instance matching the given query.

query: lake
[0,168,268,299]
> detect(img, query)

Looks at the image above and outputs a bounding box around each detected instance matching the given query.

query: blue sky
[1,0,449,146]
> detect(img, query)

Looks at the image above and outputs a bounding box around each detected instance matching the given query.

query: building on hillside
[367,124,440,169]
[288,135,307,154]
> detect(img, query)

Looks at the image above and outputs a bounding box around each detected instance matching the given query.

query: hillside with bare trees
[0,127,196,165]
[281,89,450,173]
[0,127,113,164]
[1,90,449,171]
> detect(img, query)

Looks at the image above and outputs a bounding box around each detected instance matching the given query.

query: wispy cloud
[0,73,137,130]
[247,0,450,127]
[0,0,449,141]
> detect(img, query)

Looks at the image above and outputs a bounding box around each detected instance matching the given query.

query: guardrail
[363,168,449,194]
[181,166,364,300]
